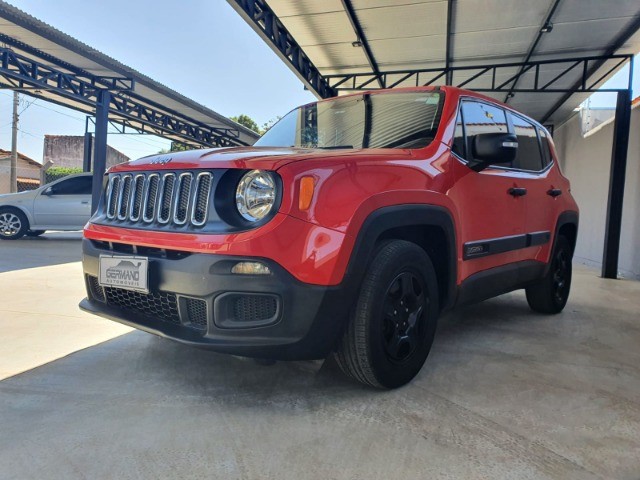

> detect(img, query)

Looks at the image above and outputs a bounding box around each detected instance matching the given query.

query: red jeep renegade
[80,86,578,388]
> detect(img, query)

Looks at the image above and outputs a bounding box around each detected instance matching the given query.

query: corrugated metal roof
[257,0,640,124]
[0,1,260,146]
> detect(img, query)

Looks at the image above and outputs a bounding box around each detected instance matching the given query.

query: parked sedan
[0,173,93,240]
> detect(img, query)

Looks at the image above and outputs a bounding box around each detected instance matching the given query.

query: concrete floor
[0,234,639,479]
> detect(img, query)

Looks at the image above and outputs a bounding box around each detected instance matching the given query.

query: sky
[0,0,638,163]
[0,0,316,162]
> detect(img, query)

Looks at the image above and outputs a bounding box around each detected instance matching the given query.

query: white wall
[553,103,640,280]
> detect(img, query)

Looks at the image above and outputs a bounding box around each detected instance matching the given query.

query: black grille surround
[94,169,283,234]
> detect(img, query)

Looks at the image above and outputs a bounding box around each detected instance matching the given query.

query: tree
[157,142,191,154]
[230,114,260,134]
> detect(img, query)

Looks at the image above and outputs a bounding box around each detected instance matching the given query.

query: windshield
[255,91,443,150]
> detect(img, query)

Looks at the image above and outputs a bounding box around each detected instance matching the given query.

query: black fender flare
[341,204,458,311]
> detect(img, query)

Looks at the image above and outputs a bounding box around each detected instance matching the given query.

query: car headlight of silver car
[235,170,277,222]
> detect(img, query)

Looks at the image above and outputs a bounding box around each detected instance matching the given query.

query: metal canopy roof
[230,0,640,124]
[0,1,259,147]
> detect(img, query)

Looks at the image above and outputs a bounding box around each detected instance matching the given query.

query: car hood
[110,146,414,173]
[0,189,38,202]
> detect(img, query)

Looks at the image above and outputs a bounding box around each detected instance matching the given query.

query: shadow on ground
[0,231,83,273]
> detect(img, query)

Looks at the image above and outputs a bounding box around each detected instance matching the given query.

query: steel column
[91,90,110,214]
[601,89,632,279]
[82,131,93,172]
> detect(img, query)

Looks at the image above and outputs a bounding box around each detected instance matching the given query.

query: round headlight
[235,170,277,222]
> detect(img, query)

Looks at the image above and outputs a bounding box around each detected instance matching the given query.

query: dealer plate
[98,255,149,293]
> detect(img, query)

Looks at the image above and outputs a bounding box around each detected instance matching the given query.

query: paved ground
[0,235,639,479]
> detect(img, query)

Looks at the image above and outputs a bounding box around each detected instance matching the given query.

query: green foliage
[157,142,191,154]
[45,166,83,183]
[230,114,261,134]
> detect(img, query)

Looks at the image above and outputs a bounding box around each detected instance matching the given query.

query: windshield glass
[255,91,443,149]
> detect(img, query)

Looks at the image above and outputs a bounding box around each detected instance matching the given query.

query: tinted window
[451,108,465,158]
[51,176,92,195]
[461,101,508,161]
[509,113,543,171]
[256,92,442,149]
[539,128,553,167]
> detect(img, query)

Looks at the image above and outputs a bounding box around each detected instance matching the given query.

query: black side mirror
[468,133,518,172]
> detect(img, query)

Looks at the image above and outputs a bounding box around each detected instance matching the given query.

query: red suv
[80,86,578,389]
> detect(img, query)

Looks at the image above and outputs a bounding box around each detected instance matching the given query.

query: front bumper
[80,239,352,360]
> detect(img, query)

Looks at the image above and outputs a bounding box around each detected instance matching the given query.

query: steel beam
[91,90,110,214]
[601,89,632,279]
[445,0,455,85]
[504,0,562,103]
[82,131,93,172]
[341,0,383,89]
[227,0,336,99]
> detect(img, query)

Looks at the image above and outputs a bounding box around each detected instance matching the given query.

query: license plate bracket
[98,255,149,293]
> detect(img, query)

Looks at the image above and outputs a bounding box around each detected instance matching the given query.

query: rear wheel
[0,208,28,240]
[526,235,572,314]
[333,240,439,389]
[26,230,45,237]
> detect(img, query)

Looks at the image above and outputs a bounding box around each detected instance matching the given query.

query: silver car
[0,173,93,240]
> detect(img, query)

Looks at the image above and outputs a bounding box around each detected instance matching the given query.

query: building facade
[43,135,129,170]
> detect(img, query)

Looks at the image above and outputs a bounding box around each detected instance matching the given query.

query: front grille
[233,295,278,323]
[105,171,213,228]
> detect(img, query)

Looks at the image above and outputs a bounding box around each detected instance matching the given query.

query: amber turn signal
[299,176,315,211]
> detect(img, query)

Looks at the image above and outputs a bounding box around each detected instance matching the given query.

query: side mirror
[468,133,518,172]
[42,186,53,196]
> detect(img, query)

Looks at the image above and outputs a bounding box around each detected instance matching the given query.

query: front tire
[333,240,439,389]
[526,235,572,314]
[0,208,28,240]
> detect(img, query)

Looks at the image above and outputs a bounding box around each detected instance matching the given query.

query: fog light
[231,262,271,275]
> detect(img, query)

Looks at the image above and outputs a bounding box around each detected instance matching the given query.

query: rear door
[448,99,527,282]
[505,112,558,263]
[33,175,92,228]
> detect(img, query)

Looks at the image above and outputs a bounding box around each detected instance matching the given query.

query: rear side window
[539,128,553,167]
[461,101,508,161]
[51,176,92,195]
[509,113,543,171]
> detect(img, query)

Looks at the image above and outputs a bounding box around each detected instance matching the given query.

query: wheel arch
[0,204,33,227]
[343,204,457,312]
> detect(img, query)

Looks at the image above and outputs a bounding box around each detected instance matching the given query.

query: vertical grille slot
[142,174,160,223]
[129,174,145,221]
[117,175,133,220]
[106,175,121,219]
[173,173,193,225]
[157,173,176,224]
[191,172,212,226]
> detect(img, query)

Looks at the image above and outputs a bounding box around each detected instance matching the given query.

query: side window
[461,101,508,161]
[51,176,92,195]
[451,107,465,158]
[539,128,553,167]
[509,113,543,171]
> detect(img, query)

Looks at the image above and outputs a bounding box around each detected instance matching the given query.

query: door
[448,100,527,282]
[505,113,558,263]
[33,175,92,228]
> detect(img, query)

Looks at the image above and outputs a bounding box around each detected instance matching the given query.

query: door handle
[508,187,527,197]
[547,188,562,197]
[81,201,90,204]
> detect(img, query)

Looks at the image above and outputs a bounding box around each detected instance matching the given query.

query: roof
[239,0,640,125]
[0,148,41,167]
[0,1,260,146]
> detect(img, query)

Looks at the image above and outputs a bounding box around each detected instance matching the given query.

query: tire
[0,208,28,240]
[333,240,439,389]
[526,235,572,314]
[26,230,46,237]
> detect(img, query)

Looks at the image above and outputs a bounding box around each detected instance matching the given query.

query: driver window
[461,102,508,162]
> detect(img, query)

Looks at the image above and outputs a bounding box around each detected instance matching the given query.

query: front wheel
[0,208,28,240]
[333,240,439,389]
[526,235,573,314]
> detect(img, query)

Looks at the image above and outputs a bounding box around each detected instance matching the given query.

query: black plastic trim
[464,230,550,260]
